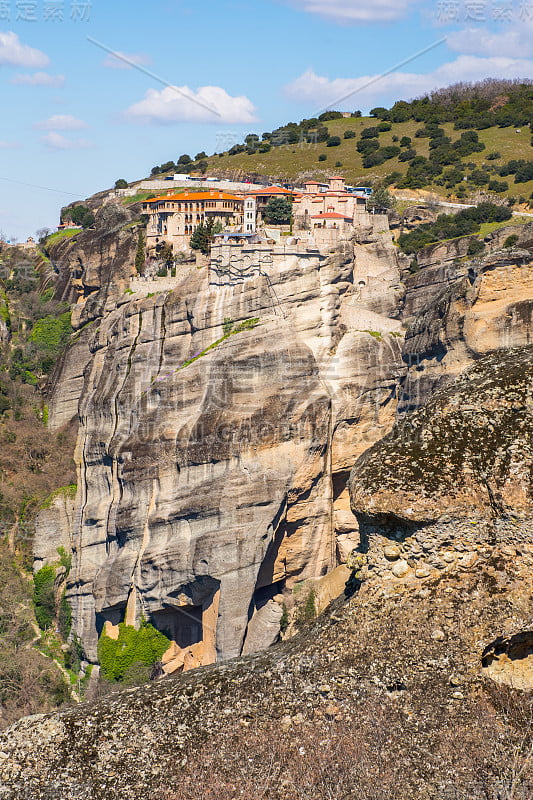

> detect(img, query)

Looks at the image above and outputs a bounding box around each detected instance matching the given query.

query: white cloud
[41,132,93,150]
[11,71,65,87]
[125,84,257,124]
[102,51,152,69]
[285,57,533,110]
[0,140,21,149]
[0,31,49,68]
[34,114,88,131]
[283,0,421,23]
[448,25,533,60]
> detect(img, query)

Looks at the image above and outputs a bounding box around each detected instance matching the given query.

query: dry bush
[162,683,533,800]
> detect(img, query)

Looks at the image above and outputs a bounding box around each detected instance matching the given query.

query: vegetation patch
[97,621,171,683]
[398,202,512,254]
[44,229,79,248]
[33,564,56,631]
[40,485,77,510]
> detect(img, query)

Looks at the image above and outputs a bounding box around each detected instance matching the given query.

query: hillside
[3,348,533,800]
[1,79,533,798]
[0,243,78,727]
[145,80,533,206]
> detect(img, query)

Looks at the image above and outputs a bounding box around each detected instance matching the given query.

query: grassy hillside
[186,117,532,201]
[147,81,533,205]
[0,243,78,727]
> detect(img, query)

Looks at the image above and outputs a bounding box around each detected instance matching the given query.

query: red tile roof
[244,186,296,196]
[311,212,352,219]
[146,191,243,204]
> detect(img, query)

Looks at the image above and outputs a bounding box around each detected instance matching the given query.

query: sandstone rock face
[51,203,137,312]
[349,345,533,586]
[400,248,533,413]
[33,491,76,572]
[37,210,533,670]
[0,319,8,346]
[46,205,139,431]
[0,291,9,346]
[39,215,406,664]
[3,537,533,800]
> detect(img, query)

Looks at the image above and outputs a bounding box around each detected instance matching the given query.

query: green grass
[477,216,531,237]
[121,191,162,205]
[193,116,533,202]
[40,485,77,510]
[45,229,80,247]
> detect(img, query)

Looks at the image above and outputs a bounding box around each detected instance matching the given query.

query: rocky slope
[33,209,533,672]
[0,206,532,796]
[2,346,533,799]
[38,210,407,668]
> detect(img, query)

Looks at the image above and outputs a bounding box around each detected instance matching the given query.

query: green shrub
[97,621,170,683]
[467,238,485,256]
[29,311,72,374]
[33,564,56,631]
[295,589,317,627]
[58,594,72,638]
[223,318,234,336]
[57,546,72,573]
[398,202,512,253]
[64,634,84,672]
[504,234,519,248]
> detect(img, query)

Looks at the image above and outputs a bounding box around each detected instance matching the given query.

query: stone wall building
[293,177,366,230]
[144,190,245,252]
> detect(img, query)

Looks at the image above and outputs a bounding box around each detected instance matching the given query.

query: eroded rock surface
[36,211,533,671]
[40,214,407,665]
[2,540,533,800]
[349,345,533,586]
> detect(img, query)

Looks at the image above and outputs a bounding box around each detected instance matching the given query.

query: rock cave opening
[251,580,285,615]
[96,604,126,637]
[333,470,351,503]
[151,606,203,649]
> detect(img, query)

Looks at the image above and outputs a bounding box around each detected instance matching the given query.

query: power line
[0,176,81,197]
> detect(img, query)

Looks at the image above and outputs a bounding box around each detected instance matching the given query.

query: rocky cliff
[2,346,533,800]
[37,210,407,668]
[1,208,533,798]
[33,209,533,674]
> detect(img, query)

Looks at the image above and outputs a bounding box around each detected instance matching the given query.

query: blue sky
[1,0,532,240]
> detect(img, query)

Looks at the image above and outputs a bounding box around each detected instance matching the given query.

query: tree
[36,228,51,244]
[366,185,396,213]
[195,152,207,161]
[68,205,94,229]
[135,230,146,275]
[157,242,175,270]
[318,111,343,121]
[178,154,192,165]
[190,218,222,254]
[264,197,292,225]
[114,179,128,189]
